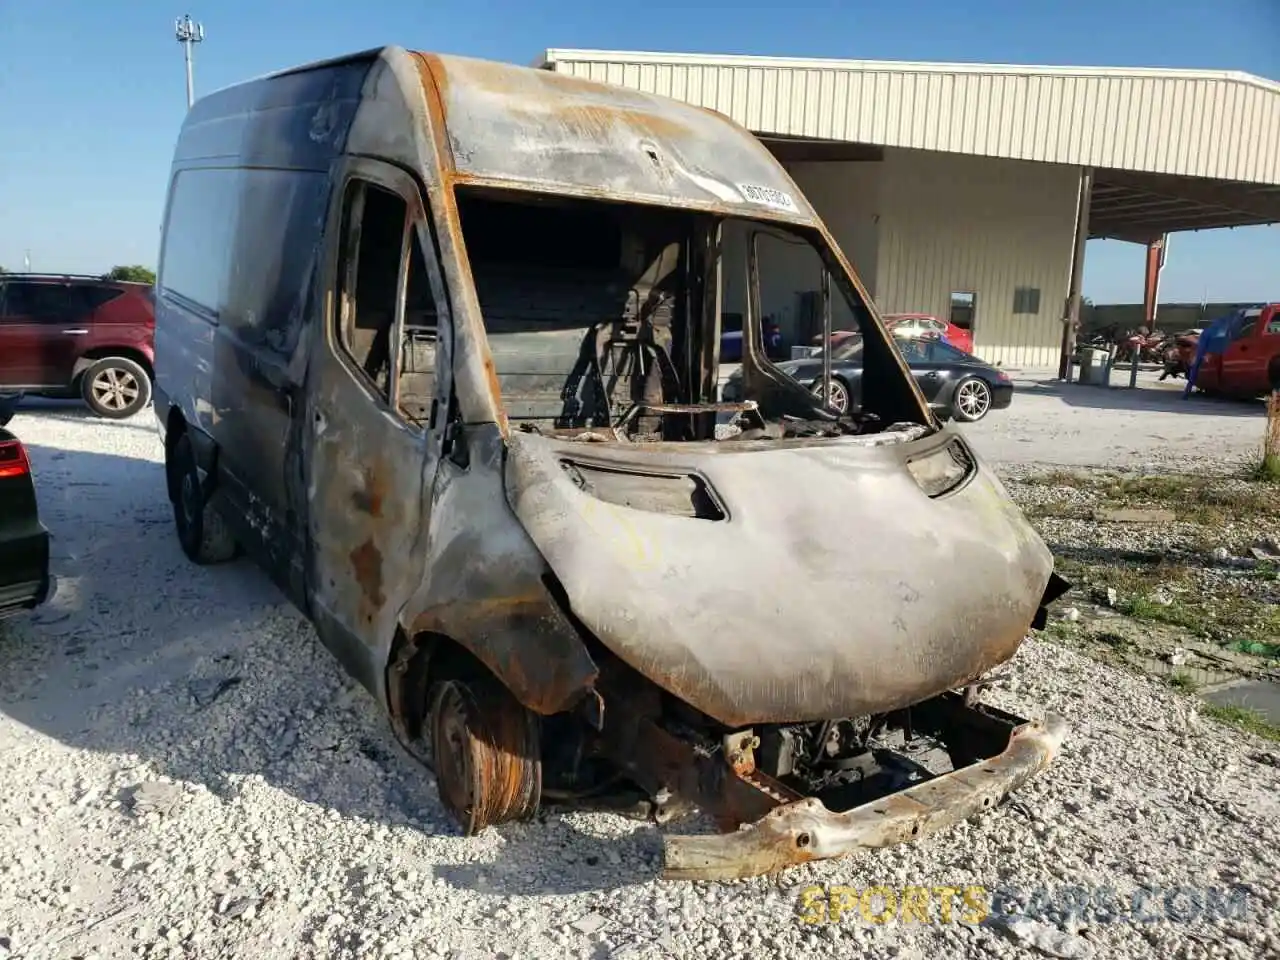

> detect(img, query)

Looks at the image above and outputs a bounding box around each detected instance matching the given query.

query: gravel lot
[1,395,1278,960]
[960,370,1268,470]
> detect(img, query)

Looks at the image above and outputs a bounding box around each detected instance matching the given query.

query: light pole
[175,15,205,109]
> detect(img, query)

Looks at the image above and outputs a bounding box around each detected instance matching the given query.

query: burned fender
[399,423,599,717]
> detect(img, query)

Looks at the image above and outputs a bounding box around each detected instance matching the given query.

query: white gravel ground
[1,399,1278,960]
[962,370,1268,470]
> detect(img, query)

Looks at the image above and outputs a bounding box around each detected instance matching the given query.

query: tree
[107,264,156,284]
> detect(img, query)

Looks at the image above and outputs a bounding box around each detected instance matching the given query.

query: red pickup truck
[1190,303,1280,398]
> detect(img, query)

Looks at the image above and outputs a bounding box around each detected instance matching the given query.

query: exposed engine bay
[524,639,1070,882]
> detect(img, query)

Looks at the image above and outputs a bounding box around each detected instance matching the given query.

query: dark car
[0,405,53,619]
[0,273,156,419]
[720,319,785,362]
[724,334,1013,422]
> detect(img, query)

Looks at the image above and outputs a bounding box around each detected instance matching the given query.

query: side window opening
[721,218,925,428]
[335,179,441,430]
[398,233,438,427]
[340,182,403,395]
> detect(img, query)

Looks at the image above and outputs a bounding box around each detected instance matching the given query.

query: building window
[1013,287,1041,315]
[949,291,976,331]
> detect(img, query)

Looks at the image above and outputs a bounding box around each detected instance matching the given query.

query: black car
[724,335,1013,422]
[0,402,53,619]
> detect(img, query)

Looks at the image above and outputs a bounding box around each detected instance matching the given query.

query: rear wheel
[951,377,993,422]
[810,377,850,414]
[429,667,542,835]
[167,432,238,565]
[81,357,151,419]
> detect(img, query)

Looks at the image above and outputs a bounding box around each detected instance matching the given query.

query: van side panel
[155,60,372,609]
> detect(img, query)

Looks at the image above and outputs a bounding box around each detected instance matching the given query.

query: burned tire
[81,357,152,419]
[168,432,238,565]
[429,669,542,835]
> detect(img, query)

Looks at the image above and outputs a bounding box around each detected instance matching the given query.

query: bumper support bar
[662,712,1068,882]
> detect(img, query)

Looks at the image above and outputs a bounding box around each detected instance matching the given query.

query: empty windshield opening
[456,187,926,443]
[458,187,719,442]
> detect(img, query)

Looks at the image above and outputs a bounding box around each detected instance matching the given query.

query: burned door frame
[303,155,453,697]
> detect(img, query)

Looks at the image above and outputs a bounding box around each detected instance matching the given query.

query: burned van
[153,46,1070,881]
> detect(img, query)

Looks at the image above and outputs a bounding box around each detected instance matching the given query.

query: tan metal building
[540,49,1280,369]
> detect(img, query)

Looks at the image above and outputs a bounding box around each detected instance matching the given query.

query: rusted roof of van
[413,52,819,223]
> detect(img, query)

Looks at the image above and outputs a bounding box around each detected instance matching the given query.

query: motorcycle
[1115,328,1169,364]
[1158,332,1200,381]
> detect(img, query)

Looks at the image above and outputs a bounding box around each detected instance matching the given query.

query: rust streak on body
[350,539,386,609]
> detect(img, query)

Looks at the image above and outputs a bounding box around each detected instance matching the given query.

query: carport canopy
[541,50,1280,243]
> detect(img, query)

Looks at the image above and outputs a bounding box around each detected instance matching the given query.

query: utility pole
[174,15,205,109]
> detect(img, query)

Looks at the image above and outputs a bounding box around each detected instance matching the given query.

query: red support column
[1141,235,1169,331]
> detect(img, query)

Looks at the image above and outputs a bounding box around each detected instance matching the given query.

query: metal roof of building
[541,49,1280,241]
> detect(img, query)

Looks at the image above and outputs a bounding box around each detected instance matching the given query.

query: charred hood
[504,430,1055,727]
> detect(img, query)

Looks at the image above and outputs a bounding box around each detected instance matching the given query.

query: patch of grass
[1097,474,1200,503]
[1227,638,1280,658]
[1168,671,1200,692]
[1245,453,1280,484]
[1023,501,1089,520]
[1117,595,1204,631]
[1201,703,1280,743]
[1105,478,1275,524]
[1094,631,1133,653]
[1041,620,1077,642]
[1249,391,1280,483]
[1023,467,1279,523]
[1029,470,1090,489]
[1115,591,1280,655]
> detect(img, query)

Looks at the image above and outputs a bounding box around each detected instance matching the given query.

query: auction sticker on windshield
[738,183,798,212]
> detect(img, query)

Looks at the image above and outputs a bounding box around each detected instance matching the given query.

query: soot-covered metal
[159,45,1071,883]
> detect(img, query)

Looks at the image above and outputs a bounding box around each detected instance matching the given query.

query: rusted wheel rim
[432,681,481,832]
[429,676,541,835]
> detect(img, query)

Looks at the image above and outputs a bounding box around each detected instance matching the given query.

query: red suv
[0,273,156,419]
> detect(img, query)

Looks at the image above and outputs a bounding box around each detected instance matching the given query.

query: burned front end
[407,53,1071,881]
[432,182,1072,881]
[505,423,1070,881]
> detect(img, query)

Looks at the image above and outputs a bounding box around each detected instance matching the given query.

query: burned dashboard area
[454,187,930,444]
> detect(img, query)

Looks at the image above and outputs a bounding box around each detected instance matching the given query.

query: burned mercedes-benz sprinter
[153,46,1070,881]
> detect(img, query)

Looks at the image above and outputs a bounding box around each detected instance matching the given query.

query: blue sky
[0,0,1276,303]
